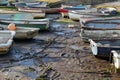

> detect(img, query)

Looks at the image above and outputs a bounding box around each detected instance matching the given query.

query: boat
[59,4,91,18]
[0,13,49,30]
[0,0,9,6]
[68,7,118,20]
[111,50,120,73]
[15,2,59,14]
[6,23,40,39]
[18,7,59,13]
[0,30,15,54]
[89,39,120,58]
[14,27,39,39]
[12,1,48,7]
[0,19,49,30]
[0,12,45,20]
[68,9,109,20]
[0,10,45,18]
[79,17,120,42]
[46,0,62,8]
[80,17,120,23]
[14,2,48,8]
[98,7,117,15]
[17,6,59,14]
[96,1,120,12]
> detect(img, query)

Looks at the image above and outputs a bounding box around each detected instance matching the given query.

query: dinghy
[0,13,49,30]
[0,30,15,54]
[79,17,120,42]
[89,39,120,58]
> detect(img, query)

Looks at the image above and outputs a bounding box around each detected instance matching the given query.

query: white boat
[0,30,15,54]
[68,9,109,20]
[89,39,120,58]
[111,50,120,73]
[15,2,59,14]
[14,27,39,39]
[2,23,40,39]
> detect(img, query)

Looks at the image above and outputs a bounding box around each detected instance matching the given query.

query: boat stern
[111,50,120,69]
[89,39,98,56]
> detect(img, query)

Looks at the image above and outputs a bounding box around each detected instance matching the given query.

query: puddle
[25,71,38,79]
[54,32,65,35]
[70,45,82,50]
[14,59,36,66]
[42,57,60,63]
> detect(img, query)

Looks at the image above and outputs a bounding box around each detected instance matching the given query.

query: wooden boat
[111,50,120,72]
[79,18,120,42]
[0,13,49,30]
[59,4,91,18]
[0,30,15,54]
[0,0,9,6]
[68,9,109,20]
[15,2,59,14]
[89,39,120,58]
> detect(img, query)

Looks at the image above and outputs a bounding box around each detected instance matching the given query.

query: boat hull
[90,39,120,58]
[17,7,59,14]
[79,17,120,42]
[69,11,95,20]
[111,50,120,70]
[0,19,50,30]
[14,27,39,39]
[80,29,120,42]
[0,30,15,54]
[69,10,109,21]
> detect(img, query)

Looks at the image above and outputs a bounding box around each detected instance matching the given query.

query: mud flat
[0,14,119,80]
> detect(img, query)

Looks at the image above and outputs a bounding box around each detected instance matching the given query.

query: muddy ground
[0,14,120,80]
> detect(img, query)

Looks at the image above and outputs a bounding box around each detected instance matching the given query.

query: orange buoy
[8,23,17,31]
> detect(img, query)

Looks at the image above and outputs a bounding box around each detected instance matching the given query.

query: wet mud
[0,14,120,80]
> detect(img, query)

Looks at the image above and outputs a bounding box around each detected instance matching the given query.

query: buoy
[8,23,17,31]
